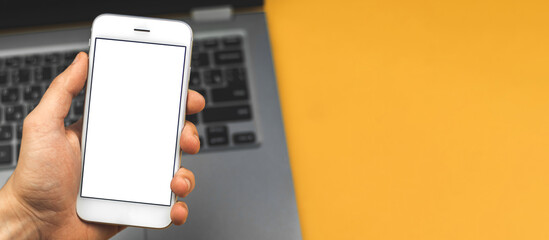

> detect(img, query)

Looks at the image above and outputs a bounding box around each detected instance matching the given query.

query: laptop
[0,1,302,239]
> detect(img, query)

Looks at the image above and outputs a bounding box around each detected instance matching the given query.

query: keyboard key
[0,70,7,86]
[5,57,21,67]
[23,85,42,101]
[214,50,244,65]
[16,124,23,139]
[202,105,252,123]
[207,125,228,146]
[73,99,85,115]
[233,132,255,144]
[203,38,219,48]
[187,114,198,125]
[225,68,247,86]
[25,55,41,65]
[17,68,31,84]
[45,53,61,64]
[190,72,201,87]
[191,52,209,68]
[1,88,20,103]
[40,66,54,82]
[211,86,249,102]
[222,36,242,47]
[0,145,12,164]
[204,69,223,85]
[5,105,25,122]
[0,125,14,141]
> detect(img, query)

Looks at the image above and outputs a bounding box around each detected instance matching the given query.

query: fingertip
[180,121,200,154]
[186,90,206,115]
[171,175,187,196]
[170,202,189,225]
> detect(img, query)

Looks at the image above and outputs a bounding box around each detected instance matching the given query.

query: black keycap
[203,38,218,48]
[187,114,198,125]
[45,53,61,64]
[190,72,201,87]
[207,125,228,146]
[17,68,31,84]
[191,52,209,68]
[0,125,14,141]
[0,70,7,86]
[1,88,20,103]
[211,86,249,102]
[222,36,242,47]
[73,99,85,115]
[25,55,41,65]
[224,68,247,86]
[5,57,21,67]
[233,132,255,144]
[40,66,53,82]
[0,145,12,164]
[202,105,252,123]
[16,124,23,139]
[23,86,42,101]
[214,50,244,65]
[9,71,18,84]
[5,105,25,122]
[203,69,223,85]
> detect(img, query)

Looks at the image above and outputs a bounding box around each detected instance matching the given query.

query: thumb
[32,52,88,128]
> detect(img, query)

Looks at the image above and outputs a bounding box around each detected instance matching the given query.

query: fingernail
[184,178,191,192]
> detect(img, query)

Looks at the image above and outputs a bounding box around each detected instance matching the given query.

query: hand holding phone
[76,14,195,228]
[0,14,202,239]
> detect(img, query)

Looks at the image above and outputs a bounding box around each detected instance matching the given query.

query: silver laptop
[0,1,301,239]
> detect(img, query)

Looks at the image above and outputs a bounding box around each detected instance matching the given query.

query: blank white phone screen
[81,38,187,206]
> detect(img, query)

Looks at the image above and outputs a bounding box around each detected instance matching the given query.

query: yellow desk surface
[265,0,549,239]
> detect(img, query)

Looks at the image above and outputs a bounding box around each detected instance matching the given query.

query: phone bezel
[75,13,193,229]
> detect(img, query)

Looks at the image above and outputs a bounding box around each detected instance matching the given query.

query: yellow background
[265,0,549,239]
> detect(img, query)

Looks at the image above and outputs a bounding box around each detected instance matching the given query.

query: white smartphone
[76,14,193,229]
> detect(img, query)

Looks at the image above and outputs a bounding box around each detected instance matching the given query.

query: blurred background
[267,0,549,239]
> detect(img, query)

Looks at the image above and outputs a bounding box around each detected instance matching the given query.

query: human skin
[0,52,205,239]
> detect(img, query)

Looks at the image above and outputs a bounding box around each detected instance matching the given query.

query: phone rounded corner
[176,20,194,41]
[153,218,173,229]
[92,13,115,29]
[75,200,88,222]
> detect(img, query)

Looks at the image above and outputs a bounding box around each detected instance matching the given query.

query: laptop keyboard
[0,34,258,168]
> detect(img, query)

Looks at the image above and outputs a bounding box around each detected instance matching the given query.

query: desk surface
[265,0,549,239]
